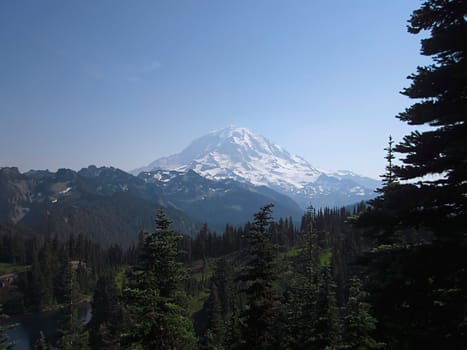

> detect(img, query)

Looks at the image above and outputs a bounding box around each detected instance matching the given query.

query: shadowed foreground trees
[357,1,467,348]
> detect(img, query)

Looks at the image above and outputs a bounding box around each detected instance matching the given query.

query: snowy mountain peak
[135,126,321,188]
[182,126,290,162]
[134,126,379,208]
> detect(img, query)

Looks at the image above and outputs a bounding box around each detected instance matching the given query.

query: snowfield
[134,126,379,208]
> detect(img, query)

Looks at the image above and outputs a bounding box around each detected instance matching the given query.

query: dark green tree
[224,307,241,350]
[89,275,122,350]
[392,0,466,242]
[238,204,279,349]
[356,136,403,245]
[57,261,89,350]
[28,254,48,311]
[357,1,467,348]
[122,210,196,350]
[200,283,225,350]
[313,265,341,350]
[39,239,58,307]
[54,253,74,305]
[282,208,321,349]
[381,136,397,188]
[211,258,234,316]
[199,257,236,350]
[340,277,384,350]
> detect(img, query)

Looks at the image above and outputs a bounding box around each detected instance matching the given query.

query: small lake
[6,303,91,350]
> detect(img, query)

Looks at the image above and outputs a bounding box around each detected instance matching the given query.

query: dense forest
[0,0,465,349]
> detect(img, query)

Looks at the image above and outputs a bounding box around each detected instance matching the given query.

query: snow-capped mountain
[134,126,379,208]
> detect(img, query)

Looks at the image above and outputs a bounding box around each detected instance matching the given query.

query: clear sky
[0,0,428,179]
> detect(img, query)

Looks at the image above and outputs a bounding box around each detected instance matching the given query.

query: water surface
[7,304,91,350]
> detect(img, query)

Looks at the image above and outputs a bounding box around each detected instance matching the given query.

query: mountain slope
[135,126,379,208]
[1,165,303,244]
[0,166,197,246]
[139,169,303,230]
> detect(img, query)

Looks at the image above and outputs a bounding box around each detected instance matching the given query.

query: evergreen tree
[200,283,224,350]
[211,258,235,317]
[359,0,466,244]
[54,253,73,305]
[340,277,384,350]
[122,231,161,348]
[57,261,89,350]
[357,137,403,244]
[381,136,397,188]
[393,0,466,243]
[39,239,58,307]
[122,210,196,350]
[199,257,236,350]
[283,209,321,349]
[89,275,122,350]
[313,265,341,350]
[357,2,467,348]
[28,254,48,311]
[238,204,279,349]
[224,307,241,350]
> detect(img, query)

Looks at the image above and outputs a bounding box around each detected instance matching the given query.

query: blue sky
[0,0,428,178]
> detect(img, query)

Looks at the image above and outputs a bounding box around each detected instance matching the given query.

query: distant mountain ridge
[134,126,379,208]
[0,165,302,245]
[0,166,194,246]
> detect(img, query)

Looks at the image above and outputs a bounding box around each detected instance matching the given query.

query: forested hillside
[0,202,372,349]
[0,165,304,246]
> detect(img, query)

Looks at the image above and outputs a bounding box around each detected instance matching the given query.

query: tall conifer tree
[359,0,466,240]
[283,209,321,349]
[57,261,89,350]
[381,136,397,188]
[392,0,466,242]
[123,210,196,350]
[313,265,340,350]
[89,275,122,350]
[357,1,467,348]
[340,277,384,350]
[238,204,278,350]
